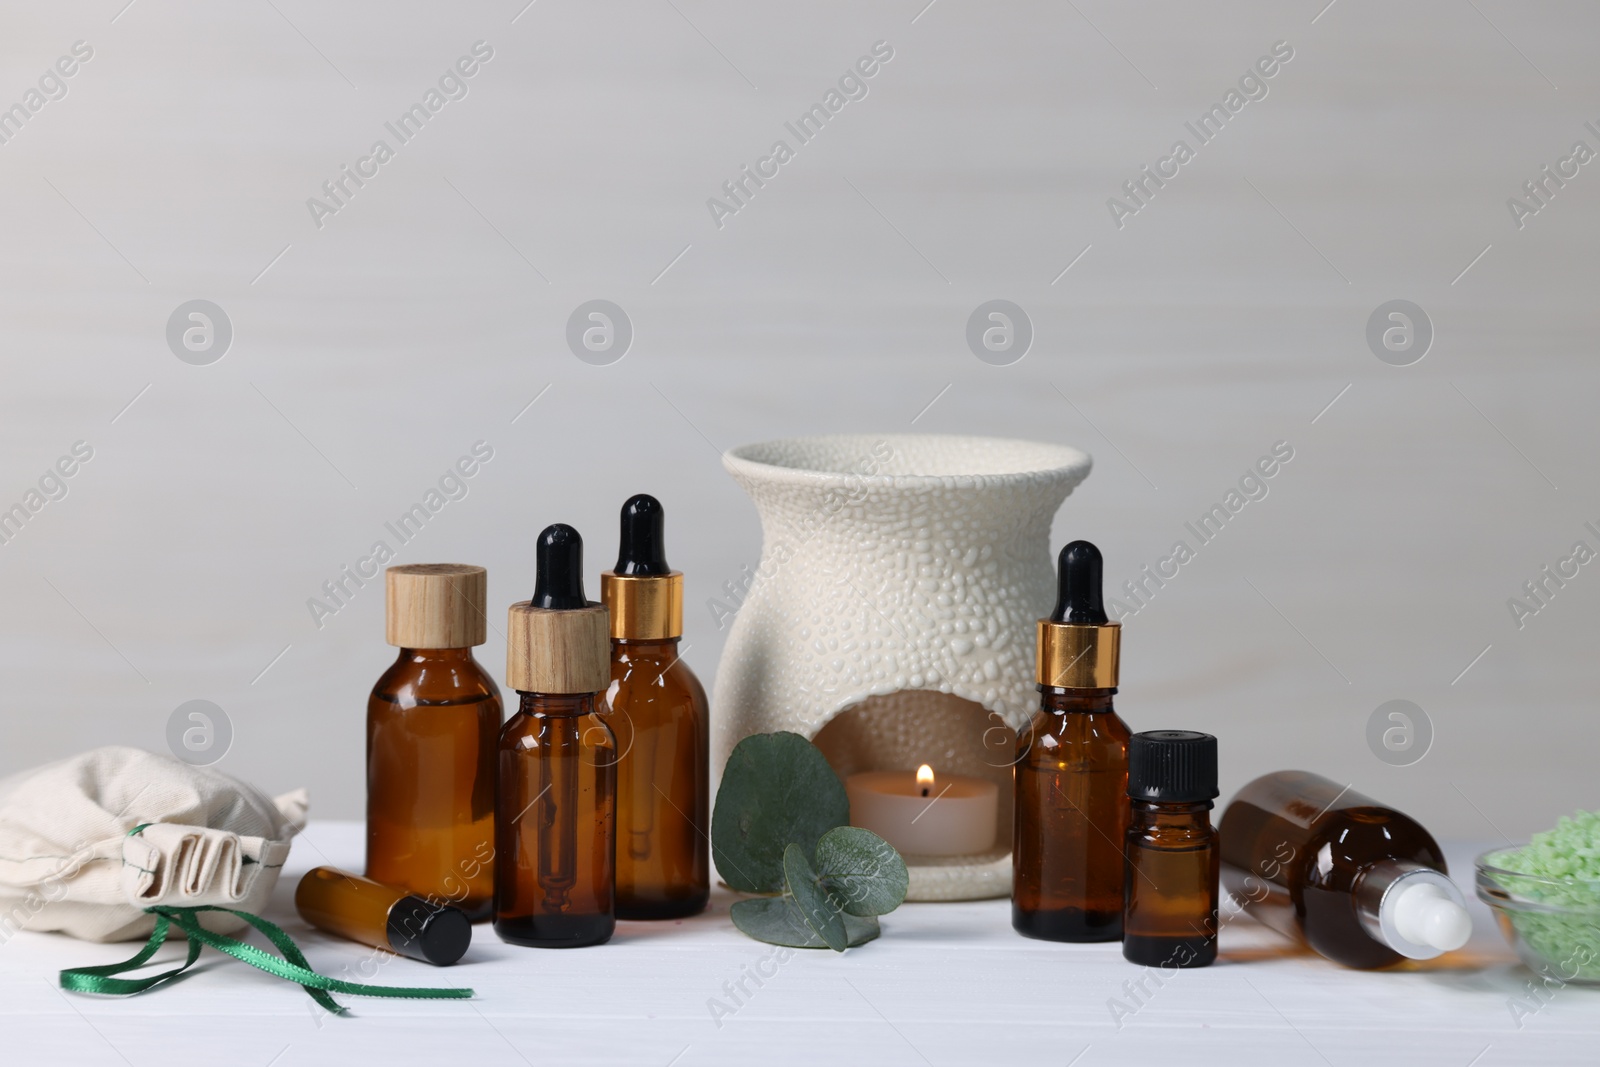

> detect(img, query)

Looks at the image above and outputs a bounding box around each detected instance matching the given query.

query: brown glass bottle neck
[1038,686,1118,713]
[396,646,476,664]
[613,637,680,653]
[515,691,602,717]
[1131,799,1213,827]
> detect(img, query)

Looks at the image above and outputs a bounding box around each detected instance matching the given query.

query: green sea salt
[1517,810,1600,882]
[1492,810,1600,981]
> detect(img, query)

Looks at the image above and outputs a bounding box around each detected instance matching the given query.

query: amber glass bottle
[1219,770,1471,969]
[1014,540,1131,942]
[495,525,617,949]
[367,564,501,922]
[1123,731,1219,968]
[601,495,709,920]
[296,866,471,965]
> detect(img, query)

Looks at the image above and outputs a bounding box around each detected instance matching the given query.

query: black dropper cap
[1128,730,1219,803]
[532,523,587,609]
[614,494,670,575]
[386,895,472,966]
[1050,540,1107,624]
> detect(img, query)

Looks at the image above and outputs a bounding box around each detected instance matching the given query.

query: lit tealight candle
[846,764,999,857]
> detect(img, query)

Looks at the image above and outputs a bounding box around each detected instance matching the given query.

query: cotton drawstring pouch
[0,746,470,1010]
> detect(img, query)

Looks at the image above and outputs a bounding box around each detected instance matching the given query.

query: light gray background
[1,0,1595,838]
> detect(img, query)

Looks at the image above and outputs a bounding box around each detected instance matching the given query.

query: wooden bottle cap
[506,601,610,694]
[385,564,489,648]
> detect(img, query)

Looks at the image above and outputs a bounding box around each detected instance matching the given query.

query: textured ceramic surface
[712,434,1092,899]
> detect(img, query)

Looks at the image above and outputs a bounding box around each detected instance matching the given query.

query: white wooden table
[1,822,1591,1066]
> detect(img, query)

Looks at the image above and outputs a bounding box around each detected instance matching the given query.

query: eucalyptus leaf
[729,896,880,950]
[711,732,850,893]
[813,826,909,917]
[783,843,848,951]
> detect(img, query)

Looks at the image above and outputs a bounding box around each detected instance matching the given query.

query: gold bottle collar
[1036,620,1120,688]
[600,571,683,640]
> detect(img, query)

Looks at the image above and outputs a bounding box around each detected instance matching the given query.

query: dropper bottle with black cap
[600,495,710,920]
[495,524,617,948]
[1013,540,1132,942]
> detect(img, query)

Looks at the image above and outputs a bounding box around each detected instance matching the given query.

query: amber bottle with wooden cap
[601,494,709,920]
[495,524,617,948]
[367,564,501,922]
[1123,731,1220,968]
[296,866,472,966]
[1013,540,1131,942]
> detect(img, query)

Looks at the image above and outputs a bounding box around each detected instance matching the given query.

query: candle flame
[916,764,935,788]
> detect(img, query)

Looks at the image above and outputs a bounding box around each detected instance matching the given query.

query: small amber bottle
[296,866,471,965]
[495,524,617,949]
[1013,540,1131,942]
[600,495,709,921]
[1219,770,1471,968]
[367,564,502,922]
[1123,730,1220,968]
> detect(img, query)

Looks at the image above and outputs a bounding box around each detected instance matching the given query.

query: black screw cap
[1128,730,1219,803]
[387,895,472,966]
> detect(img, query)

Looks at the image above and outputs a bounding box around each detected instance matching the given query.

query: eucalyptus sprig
[711,732,909,951]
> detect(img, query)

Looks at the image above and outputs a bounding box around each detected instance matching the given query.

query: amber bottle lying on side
[297,866,472,965]
[1220,770,1472,968]
[367,564,502,922]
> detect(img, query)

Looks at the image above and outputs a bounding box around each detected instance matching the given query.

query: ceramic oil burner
[712,434,1093,900]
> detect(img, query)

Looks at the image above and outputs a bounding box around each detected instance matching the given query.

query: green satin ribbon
[61,905,474,1013]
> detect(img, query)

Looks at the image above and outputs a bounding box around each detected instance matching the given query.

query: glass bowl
[1476,846,1600,983]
